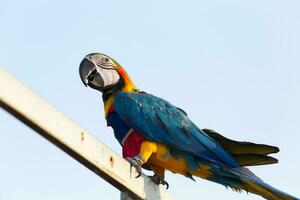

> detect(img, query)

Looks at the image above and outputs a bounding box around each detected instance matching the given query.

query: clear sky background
[1,1,300,200]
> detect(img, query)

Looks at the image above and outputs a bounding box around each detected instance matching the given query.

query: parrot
[79,52,298,200]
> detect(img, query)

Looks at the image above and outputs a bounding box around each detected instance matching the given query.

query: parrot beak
[79,58,96,87]
[79,58,105,91]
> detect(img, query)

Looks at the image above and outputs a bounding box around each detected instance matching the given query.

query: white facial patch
[96,67,120,87]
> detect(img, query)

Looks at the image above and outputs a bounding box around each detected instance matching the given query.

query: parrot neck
[103,65,137,117]
[115,65,136,91]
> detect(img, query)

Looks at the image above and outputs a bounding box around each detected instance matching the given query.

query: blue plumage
[114,91,239,168]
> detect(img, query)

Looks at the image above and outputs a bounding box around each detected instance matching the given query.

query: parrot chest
[106,110,145,158]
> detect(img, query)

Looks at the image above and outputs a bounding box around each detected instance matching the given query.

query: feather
[202,129,279,155]
[233,154,278,166]
[202,129,280,166]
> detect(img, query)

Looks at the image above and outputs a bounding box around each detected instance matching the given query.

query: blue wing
[114,91,240,168]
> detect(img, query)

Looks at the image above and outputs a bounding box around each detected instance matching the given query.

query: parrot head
[79,52,135,94]
[79,53,122,92]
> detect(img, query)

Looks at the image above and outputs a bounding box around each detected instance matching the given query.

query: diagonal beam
[0,68,175,200]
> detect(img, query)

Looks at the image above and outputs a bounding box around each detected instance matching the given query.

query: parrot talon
[135,171,142,179]
[149,175,169,189]
[162,180,169,190]
[125,155,144,178]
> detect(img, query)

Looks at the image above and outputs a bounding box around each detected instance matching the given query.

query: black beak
[79,58,97,87]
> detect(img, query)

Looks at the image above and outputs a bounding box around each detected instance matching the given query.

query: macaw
[79,52,298,200]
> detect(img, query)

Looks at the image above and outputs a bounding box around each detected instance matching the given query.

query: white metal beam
[0,68,175,200]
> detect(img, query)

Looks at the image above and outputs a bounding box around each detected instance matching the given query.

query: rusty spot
[81,132,85,141]
[109,156,114,168]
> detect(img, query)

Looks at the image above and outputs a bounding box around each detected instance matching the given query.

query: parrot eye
[100,57,109,64]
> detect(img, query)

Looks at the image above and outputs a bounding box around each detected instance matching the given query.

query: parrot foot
[125,155,144,178]
[149,175,169,190]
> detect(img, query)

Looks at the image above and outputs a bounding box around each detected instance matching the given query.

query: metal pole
[0,68,175,200]
[121,192,136,200]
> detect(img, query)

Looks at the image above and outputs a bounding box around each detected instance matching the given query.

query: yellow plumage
[140,141,212,179]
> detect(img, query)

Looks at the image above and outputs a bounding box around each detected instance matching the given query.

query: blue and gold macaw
[79,52,298,200]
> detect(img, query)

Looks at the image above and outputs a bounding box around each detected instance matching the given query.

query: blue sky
[1,0,300,199]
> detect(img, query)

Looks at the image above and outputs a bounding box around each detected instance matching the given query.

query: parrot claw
[125,155,144,178]
[149,175,169,190]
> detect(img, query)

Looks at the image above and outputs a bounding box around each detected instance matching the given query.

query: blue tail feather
[207,166,299,200]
